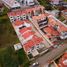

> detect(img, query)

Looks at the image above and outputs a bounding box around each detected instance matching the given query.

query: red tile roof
[14,20,24,26]
[26,5,44,14]
[48,17,67,32]
[8,11,16,16]
[15,10,22,16]
[23,40,35,51]
[8,5,44,17]
[32,35,43,45]
[43,26,59,36]
[8,9,27,17]
[32,14,46,20]
[58,53,67,67]
[22,31,34,39]
[19,27,32,34]
[23,35,43,51]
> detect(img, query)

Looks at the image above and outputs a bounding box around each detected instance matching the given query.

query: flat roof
[2,0,20,8]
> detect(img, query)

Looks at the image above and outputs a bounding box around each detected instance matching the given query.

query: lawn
[0,16,19,48]
[0,7,30,67]
[17,49,30,67]
[0,46,29,67]
[0,46,19,67]
[0,6,19,48]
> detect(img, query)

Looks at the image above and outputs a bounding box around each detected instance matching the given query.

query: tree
[0,46,19,67]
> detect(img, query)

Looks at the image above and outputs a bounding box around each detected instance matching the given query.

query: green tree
[0,46,19,67]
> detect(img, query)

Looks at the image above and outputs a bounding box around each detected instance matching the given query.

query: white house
[2,0,21,9]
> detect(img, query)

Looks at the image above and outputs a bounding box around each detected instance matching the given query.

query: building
[16,0,36,6]
[8,8,50,57]
[50,0,62,5]
[7,4,67,58]
[2,0,39,9]
[58,52,67,67]
[2,0,21,9]
[29,7,67,44]
[7,0,67,59]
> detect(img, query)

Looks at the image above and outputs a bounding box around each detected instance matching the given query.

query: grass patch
[0,46,19,67]
[17,49,29,65]
[0,6,19,48]
[0,15,19,48]
[0,46,29,67]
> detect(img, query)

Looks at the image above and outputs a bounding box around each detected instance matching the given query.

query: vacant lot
[0,15,19,48]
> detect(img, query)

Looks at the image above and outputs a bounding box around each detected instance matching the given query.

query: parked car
[32,62,39,67]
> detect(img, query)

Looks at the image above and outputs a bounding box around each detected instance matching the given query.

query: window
[10,18,14,22]
[20,17,23,20]
[22,14,26,20]
[10,16,13,18]
[17,15,21,20]
[28,51,31,54]
[10,16,15,22]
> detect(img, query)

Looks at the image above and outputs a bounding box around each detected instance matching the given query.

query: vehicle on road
[32,62,39,67]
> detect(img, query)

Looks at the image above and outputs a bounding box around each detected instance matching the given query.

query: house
[58,52,67,67]
[8,5,44,22]
[14,43,22,50]
[30,6,67,45]
[2,0,21,9]
[50,0,62,5]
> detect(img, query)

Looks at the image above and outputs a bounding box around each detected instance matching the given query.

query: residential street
[30,43,67,67]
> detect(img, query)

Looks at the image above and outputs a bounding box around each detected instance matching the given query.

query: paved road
[30,44,67,67]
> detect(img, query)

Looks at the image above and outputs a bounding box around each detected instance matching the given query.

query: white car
[32,62,39,67]
[60,32,67,39]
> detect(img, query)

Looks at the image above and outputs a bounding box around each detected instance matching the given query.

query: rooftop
[58,52,67,67]
[2,0,21,8]
[9,18,48,55]
[31,13,67,44]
